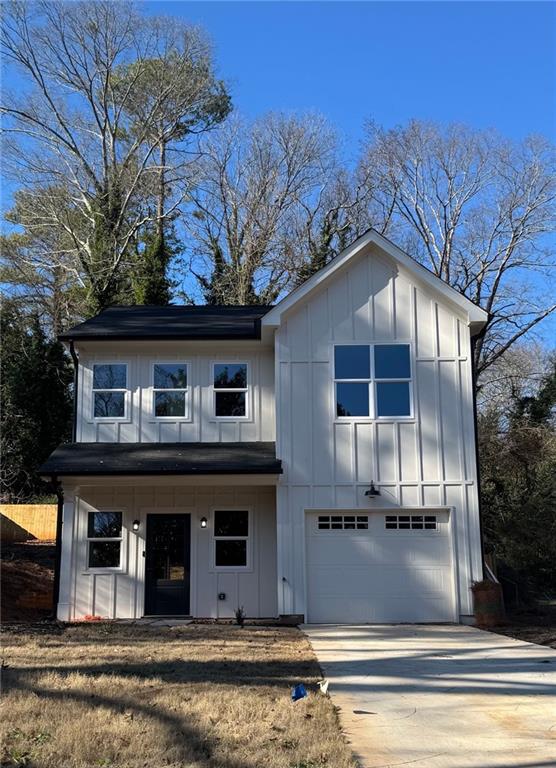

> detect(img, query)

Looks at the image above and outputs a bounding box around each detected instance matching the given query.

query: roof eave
[41,467,282,478]
[58,332,262,342]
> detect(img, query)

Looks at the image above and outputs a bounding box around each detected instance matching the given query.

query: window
[334,344,411,418]
[374,345,411,417]
[87,511,123,568]
[93,364,127,418]
[385,515,437,530]
[334,345,370,417]
[153,363,188,418]
[318,514,368,530]
[213,510,249,567]
[213,363,248,418]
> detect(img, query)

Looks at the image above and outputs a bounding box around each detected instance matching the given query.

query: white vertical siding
[61,484,277,620]
[76,344,275,443]
[275,244,483,619]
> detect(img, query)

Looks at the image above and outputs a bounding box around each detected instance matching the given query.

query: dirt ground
[0,541,55,621]
[0,623,356,768]
[487,605,556,649]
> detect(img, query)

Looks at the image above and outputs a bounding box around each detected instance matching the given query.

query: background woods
[1,1,555,600]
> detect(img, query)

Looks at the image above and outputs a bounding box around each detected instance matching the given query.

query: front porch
[57,480,279,621]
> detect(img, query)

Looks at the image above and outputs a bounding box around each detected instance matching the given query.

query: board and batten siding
[275,244,482,619]
[75,342,275,443]
[58,484,277,620]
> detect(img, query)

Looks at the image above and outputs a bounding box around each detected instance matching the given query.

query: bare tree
[1,0,230,312]
[1,189,85,334]
[358,121,556,375]
[186,112,360,303]
[477,342,553,414]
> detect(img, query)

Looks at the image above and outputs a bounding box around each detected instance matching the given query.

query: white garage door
[306,510,456,623]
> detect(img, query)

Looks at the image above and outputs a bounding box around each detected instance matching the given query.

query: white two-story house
[40,230,488,624]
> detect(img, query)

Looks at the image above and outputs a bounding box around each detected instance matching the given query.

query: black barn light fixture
[200,516,208,529]
[365,481,381,498]
[132,519,140,532]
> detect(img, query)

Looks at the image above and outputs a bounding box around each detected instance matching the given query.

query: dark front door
[145,514,191,616]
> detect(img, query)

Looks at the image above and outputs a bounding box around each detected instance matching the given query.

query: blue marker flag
[291,683,308,702]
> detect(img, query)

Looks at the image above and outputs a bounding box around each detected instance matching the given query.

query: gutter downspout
[69,340,79,442]
[52,476,64,619]
[470,333,486,580]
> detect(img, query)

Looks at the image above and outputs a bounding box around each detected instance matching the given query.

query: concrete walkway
[304,624,556,768]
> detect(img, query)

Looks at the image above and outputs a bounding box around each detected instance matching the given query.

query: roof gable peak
[263,229,488,328]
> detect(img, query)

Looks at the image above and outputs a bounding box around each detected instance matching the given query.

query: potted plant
[471,579,505,627]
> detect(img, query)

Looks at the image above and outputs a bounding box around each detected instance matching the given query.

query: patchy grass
[0,623,356,768]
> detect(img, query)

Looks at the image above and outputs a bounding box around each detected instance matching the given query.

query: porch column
[57,488,76,621]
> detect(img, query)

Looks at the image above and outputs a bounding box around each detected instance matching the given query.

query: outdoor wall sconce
[132,519,140,531]
[365,482,381,498]
[200,517,208,529]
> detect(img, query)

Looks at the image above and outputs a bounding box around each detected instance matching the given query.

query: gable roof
[59,305,272,342]
[262,229,488,329]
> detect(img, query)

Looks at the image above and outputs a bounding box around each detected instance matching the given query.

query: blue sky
[149,0,556,345]
[147,0,555,157]
[3,1,555,341]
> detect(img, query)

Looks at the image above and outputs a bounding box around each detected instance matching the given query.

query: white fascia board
[262,229,488,328]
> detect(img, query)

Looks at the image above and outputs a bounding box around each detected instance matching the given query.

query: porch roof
[40,442,282,477]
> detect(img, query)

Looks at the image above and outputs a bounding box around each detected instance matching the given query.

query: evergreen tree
[0,302,73,501]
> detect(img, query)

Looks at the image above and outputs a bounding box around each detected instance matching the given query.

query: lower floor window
[213,510,249,567]
[87,511,122,568]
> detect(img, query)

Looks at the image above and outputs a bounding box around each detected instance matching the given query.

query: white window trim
[91,361,130,422]
[211,361,251,421]
[151,360,191,421]
[209,507,253,572]
[332,341,414,421]
[84,508,127,573]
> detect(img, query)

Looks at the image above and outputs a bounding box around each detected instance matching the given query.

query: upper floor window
[334,344,412,418]
[213,363,248,418]
[93,364,127,419]
[153,363,188,418]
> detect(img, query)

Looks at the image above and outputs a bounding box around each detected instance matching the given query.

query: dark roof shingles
[59,305,272,341]
[39,441,282,476]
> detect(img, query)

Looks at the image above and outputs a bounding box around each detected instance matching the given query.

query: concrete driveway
[304,625,556,768]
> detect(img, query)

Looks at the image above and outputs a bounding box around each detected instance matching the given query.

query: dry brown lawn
[0,623,357,768]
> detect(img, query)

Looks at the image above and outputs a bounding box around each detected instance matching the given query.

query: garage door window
[318,515,368,530]
[334,344,412,418]
[385,515,437,530]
